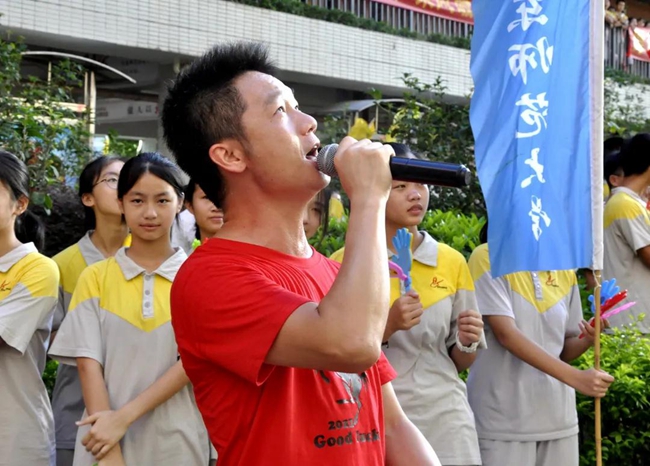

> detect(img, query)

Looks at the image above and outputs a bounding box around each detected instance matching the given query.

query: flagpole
[589,0,605,463]
[593,271,603,466]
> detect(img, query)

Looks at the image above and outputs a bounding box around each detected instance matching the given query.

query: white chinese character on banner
[529,195,551,240]
[516,92,548,138]
[508,37,554,85]
[521,148,546,188]
[508,0,548,32]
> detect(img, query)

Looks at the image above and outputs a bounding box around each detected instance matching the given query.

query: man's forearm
[386,417,441,466]
[319,199,389,351]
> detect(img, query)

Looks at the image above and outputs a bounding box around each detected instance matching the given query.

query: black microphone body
[316,144,471,188]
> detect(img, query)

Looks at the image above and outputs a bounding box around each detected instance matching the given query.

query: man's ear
[209,140,247,174]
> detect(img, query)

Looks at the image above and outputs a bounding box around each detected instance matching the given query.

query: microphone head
[316,144,339,178]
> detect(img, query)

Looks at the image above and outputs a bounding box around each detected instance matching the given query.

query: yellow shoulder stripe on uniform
[53,243,87,295]
[604,192,650,228]
[505,270,575,314]
[468,243,491,282]
[11,252,60,299]
[69,258,171,332]
[329,247,345,263]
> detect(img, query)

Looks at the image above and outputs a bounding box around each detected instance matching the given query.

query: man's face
[617,1,625,12]
[234,71,329,201]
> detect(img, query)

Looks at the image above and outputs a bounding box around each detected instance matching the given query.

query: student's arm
[560,281,607,363]
[78,360,188,459]
[448,260,485,372]
[265,139,395,372]
[383,382,440,466]
[637,245,650,268]
[487,316,613,397]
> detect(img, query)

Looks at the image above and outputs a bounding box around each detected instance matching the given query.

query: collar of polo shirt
[0,243,37,273]
[114,247,187,282]
[388,231,439,268]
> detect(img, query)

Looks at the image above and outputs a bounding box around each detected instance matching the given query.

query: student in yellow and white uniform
[49,153,209,466]
[50,156,130,466]
[303,187,338,241]
[603,134,650,333]
[183,179,223,465]
[331,143,486,466]
[184,180,224,253]
[466,221,614,466]
[0,151,59,466]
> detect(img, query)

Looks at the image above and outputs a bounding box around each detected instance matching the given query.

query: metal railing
[606,24,650,80]
[302,0,473,38]
[301,0,650,81]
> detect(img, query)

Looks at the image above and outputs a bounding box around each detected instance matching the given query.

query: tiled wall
[0,0,473,97]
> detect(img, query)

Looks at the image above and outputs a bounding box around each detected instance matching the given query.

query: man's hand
[457,309,483,347]
[568,367,615,398]
[78,410,130,460]
[385,291,424,340]
[333,137,394,204]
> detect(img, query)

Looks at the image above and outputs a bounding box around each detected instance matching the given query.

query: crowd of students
[1,140,616,466]
[4,43,643,466]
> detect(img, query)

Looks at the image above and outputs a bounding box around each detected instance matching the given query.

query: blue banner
[470,0,593,277]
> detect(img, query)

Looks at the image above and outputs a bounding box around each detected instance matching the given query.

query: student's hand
[96,443,125,466]
[457,310,484,347]
[78,410,130,460]
[385,291,424,339]
[580,318,611,345]
[569,368,615,398]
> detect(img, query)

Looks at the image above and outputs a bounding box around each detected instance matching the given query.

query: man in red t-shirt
[162,42,440,466]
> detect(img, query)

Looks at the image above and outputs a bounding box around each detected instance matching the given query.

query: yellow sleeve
[329,247,346,263]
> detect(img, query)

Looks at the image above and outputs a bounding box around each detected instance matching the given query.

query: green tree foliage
[0,36,92,212]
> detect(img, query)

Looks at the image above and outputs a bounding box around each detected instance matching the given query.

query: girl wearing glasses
[49,156,130,466]
[0,151,59,466]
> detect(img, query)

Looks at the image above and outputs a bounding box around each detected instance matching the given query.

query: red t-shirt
[171,238,396,466]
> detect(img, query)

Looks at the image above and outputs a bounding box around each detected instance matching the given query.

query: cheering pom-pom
[391,228,413,292]
[580,278,635,338]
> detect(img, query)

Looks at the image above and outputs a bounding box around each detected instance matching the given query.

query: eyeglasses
[94,177,119,189]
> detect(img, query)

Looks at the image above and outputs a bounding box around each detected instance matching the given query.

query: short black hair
[0,150,45,250]
[619,133,650,177]
[78,155,123,231]
[162,42,277,208]
[117,152,185,200]
[604,153,623,189]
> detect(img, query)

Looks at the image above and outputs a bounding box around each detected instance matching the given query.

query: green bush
[43,359,58,398]
[574,322,650,466]
[311,209,485,259]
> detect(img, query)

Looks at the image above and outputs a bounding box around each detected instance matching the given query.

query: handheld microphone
[316,144,471,188]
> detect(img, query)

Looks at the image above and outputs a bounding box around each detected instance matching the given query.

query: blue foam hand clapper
[391,228,413,292]
[587,278,620,314]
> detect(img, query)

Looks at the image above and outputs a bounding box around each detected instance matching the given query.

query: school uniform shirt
[50,232,131,451]
[48,247,210,466]
[466,244,582,442]
[0,243,59,466]
[331,231,485,466]
[603,187,650,333]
